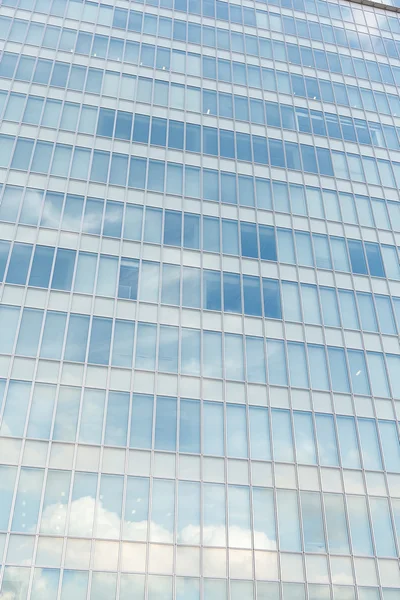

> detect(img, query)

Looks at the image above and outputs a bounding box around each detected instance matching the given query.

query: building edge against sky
[3,0,400,597]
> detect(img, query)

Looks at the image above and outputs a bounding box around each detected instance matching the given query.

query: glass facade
[2,0,400,598]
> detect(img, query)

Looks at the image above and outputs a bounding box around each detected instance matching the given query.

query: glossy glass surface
[1,0,400,597]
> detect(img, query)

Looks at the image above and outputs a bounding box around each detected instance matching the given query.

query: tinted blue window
[365,242,385,277]
[262,279,281,318]
[169,120,184,149]
[204,270,221,311]
[115,111,133,140]
[259,226,277,261]
[184,214,200,249]
[179,399,200,453]
[51,248,75,291]
[29,246,54,288]
[64,314,90,362]
[243,275,262,316]
[6,243,32,285]
[119,258,139,300]
[155,396,177,451]
[186,123,201,152]
[103,201,123,238]
[105,392,130,446]
[0,240,10,281]
[348,239,368,274]
[223,273,241,313]
[130,394,153,449]
[97,107,115,136]
[88,317,113,365]
[164,211,182,246]
[240,222,258,258]
[150,117,167,146]
[133,114,150,143]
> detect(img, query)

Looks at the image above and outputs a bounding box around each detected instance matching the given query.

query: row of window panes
[1,567,391,600]
[1,0,115,25]
[136,0,400,37]
[4,88,400,156]
[261,0,400,31]
[1,304,399,396]
[2,238,400,336]
[2,185,400,280]
[1,378,399,471]
[10,7,400,76]
[1,182,400,242]
[95,106,400,155]
[1,458,400,557]
[110,3,400,64]
[4,125,400,194]
[3,50,400,126]
[3,19,400,91]
[3,0,400,44]
[0,94,338,174]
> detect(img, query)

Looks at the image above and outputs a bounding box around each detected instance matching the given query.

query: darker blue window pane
[97,108,115,136]
[253,136,269,164]
[155,396,177,451]
[164,211,182,246]
[236,132,252,161]
[29,246,54,288]
[115,111,133,140]
[169,120,184,150]
[83,199,103,235]
[51,248,76,290]
[88,317,113,365]
[183,214,200,249]
[118,259,139,300]
[103,201,123,238]
[203,127,218,155]
[243,275,262,316]
[348,239,368,275]
[365,242,385,277]
[133,114,150,143]
[204,270,221,310]
[186,124,201,152]
[301,145,318,173]
[150,117,167,146]
[240,222,258,258]
[179,399,200,453]
[0,241,10,281]
[223,272,241,313]
[259,226,277,261]
[130,394,153,449]
[269,139,285,167]
[113,8,128,28]
[64,314,90,362]
[316,148,334,176]
[220,130,235,159]
[6,243,32,285]
[263,279,282,319]
[128,10,143,31]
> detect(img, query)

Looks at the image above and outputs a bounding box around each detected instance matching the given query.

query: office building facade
[1,0,400,597]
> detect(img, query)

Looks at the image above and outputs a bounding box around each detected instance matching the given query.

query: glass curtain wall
[1,0,400,598]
